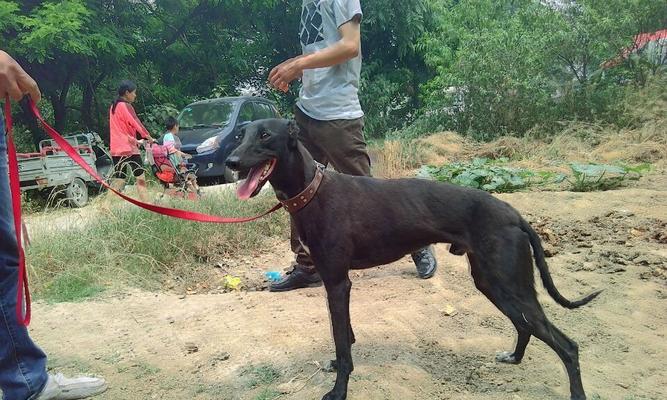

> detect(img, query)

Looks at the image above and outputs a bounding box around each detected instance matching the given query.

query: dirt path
[28,188,666,400]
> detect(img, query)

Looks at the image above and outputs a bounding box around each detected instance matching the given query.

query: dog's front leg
[322,274,353,400]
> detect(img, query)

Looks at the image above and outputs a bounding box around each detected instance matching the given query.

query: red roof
[601,29,667,69]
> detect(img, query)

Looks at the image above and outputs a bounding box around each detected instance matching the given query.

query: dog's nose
[225,156,241,171]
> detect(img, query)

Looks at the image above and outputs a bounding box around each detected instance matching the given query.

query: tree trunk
[52,96,67,133]
[82,83,94,129]
[81,72,106,131]
[52,70,74,132]
[18,97,47,149]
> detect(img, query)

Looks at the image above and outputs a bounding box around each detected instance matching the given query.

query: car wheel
[67,178,89,208]
[224,166,239,184]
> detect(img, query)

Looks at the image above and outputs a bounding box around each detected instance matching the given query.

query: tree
[417,0,667,139]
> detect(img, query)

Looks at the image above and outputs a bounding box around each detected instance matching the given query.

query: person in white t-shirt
[266,0,438,292]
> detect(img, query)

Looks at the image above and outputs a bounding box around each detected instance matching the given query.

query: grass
[244,364,281,388]
[369,138,427,178]
[132,361,161,379]
[241,364,282,400]
[40,265,105,302]
[590,394,647,400]
[27,187,289,302]
[254,388,281,400]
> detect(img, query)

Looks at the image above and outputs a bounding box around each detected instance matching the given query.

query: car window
[178,102,235,129]
[238,102,254,123]
[253,103,276,120]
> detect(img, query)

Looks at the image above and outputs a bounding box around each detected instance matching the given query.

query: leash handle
[5,96,31,326]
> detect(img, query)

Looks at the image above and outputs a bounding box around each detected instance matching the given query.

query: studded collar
[280,163,325,214]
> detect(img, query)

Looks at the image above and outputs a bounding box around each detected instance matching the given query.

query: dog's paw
[495,351,520,364]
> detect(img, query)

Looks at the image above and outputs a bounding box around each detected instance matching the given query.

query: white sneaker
[35,373,107,400]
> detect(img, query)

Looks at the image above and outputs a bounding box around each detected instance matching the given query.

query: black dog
[225,119,601,400]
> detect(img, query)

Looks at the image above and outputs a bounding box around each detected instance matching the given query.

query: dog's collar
[281,163,325,214]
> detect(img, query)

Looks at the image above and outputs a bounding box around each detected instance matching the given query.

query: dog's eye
[234,134,242,141]
[260,131,271,140]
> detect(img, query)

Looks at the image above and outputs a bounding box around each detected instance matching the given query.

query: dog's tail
[521,219,602,309]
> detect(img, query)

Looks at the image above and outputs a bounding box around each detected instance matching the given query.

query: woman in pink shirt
[109,80,153,200]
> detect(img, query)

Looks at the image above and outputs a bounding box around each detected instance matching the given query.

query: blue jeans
[0,113,48,399]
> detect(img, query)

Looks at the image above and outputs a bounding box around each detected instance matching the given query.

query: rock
[442,304,458,317]
[543,243,558,257]
[166,317,175,324]
[178,295,186,300]
[541,228,558,243]
[635,254,666,266]
[277,380,300,394]
[210,351,230,366]
[606,266,626,274]
[184,343,199,354]
[653,231,667,243]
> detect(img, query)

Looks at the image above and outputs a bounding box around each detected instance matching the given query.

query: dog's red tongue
[236,161,268,200]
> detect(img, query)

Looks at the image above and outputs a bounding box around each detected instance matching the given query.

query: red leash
[4,97,283,325]
[4,98,31,325]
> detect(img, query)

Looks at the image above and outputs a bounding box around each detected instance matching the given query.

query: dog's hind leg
[523,310,586,400]
[468,256,532,365]
[470,228,587,400]
[492,293,586,399]
[467,236,533,366]
[321,272,354,400]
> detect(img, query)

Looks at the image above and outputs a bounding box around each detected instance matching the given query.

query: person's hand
[183,153,193,160]
[0,51,41,103]
[269,57,303,93]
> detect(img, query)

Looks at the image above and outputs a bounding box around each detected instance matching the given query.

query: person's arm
[123,102,153,140]
[269,17,361,92]
[177,150,192,159]
[0,50,41,102]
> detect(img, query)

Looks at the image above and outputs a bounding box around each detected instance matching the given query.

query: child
[163,116,201,195]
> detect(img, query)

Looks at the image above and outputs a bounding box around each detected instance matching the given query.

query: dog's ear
[287,120,299,148]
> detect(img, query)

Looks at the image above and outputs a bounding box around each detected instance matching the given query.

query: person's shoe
[412,246,438,279]
[269,266,322,292]
[35,373,107,400]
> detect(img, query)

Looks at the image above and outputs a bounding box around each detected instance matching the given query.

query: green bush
[567,163,648,192]
[419,157,547,193]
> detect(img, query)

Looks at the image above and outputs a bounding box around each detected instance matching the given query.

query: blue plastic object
[265,271,282,282]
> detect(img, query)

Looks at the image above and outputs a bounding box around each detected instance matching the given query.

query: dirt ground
[25,182,666,400]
